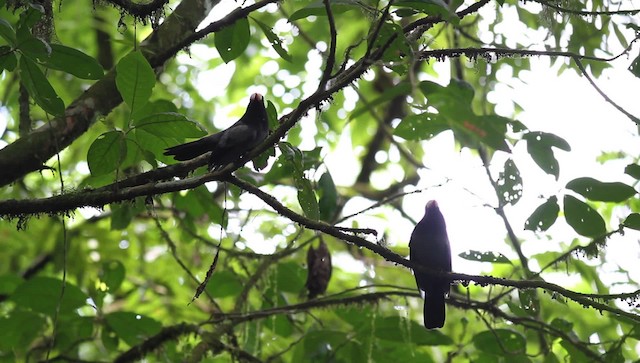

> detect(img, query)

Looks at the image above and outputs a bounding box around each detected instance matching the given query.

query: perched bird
[306,239,332,299]
[409,200,452,329]
[163,93,269,170]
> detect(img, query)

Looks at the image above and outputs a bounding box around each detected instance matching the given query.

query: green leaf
[251,145,276,172]
[629,52,640,78]
[134,112,207,138]
[624,163,640,179]
[17,4,44,30]
[104,312,162,346]
[110,200,144,230]
[289,0,358,21]
[205,270,243,298]
[100,260,126,293]
[115,51,155,115]
[473,329,526,354]
[18,55,65,116]
[0,274,22,295]
[394,112,449,140]
[252,17,292,62]
[134,128,171,161]
[623,213,640,230]
[372,316,453,345]
[350,82,412,120]
[524,196,559,232]
[0,46,17,71]
[18,35,51,63]
[394,0,458,24]
[215,17,250,63]
[0,310,46,353]
[297,176,320,220]
[518,288,539,315]
[87,131,127,176]
[523,131,571,180]
[42,44,104,79]
[266,100,279,131]
[132,99,178,121]
[566,177,636,202]
[459,115,511,152]
[275,261,307,293]
[563,195,606,237]
[278,143,321,219]
[54,316,94,352]
[174,187,220,224]
[292,330,349,361]
[370,21,411,65]
[459,250,512,264]
[318,171,338,222]
[550,318,573,333]
[497,158,522,206]
[11,277,88,316]
[560,339,590,362]
[265,143,322,182]
[0,18,17,46]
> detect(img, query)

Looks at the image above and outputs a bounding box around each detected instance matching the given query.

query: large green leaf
[275,261,307,293]
[566,177,636,202]
[318,171,338,222]
[18,35,51,63]
[524,196,559,232]
[43,44,104,79]
[289,0,359,21]
[205,270,243,298]
[629,52,640,78]
[371,316,453,345]
[11,277,88,316]
[0,310,46,353]
[522,131,571,180]
[497,158,522,206]
[350,82,412,120]
[100,260,126,293]
[115,51,155,115]
[394,0,458,23]
[104,312,162,346]
[563,195,606,237]
[394,112,449,140]
[215,17,250,63]
[622,213,640,231]
[624,163,640,179]
[134,112,207,138]
[87,130,126,176]
[473,329,526,354]
[279,143,321,220]
[459,250,512,264]
[18,55,65,116]
[0,46,17,71]
[252,17,292,62]
[459,115,511,152]
[0,18,17,46]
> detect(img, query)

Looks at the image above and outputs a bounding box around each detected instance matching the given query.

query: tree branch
[225,175,640,323]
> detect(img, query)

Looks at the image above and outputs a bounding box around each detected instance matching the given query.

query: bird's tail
[423,293,446,329]
[163,138,210,161]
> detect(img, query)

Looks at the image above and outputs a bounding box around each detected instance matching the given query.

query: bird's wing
[217,123,258,150]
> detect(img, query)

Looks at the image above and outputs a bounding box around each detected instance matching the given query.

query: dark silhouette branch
[530,0,640,16]
[102,0,170,18]
[225,175,640,323]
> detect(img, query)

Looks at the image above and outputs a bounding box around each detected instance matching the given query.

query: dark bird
[163,93,269,170]
[409,200,452,329]
[306,239,332,299]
